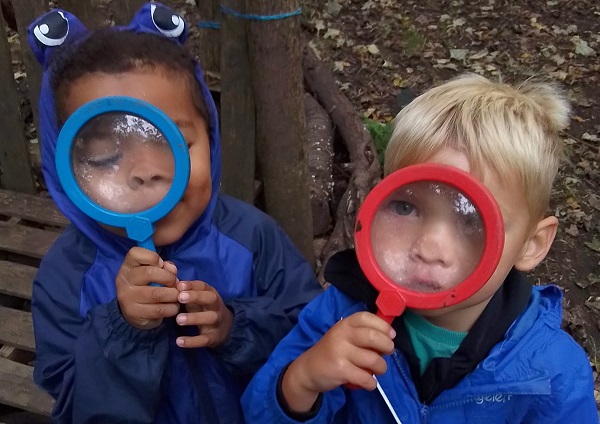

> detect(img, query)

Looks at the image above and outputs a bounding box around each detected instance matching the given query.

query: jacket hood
[27,2,221,256]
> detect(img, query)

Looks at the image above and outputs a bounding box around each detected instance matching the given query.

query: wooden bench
[0,188,68,418]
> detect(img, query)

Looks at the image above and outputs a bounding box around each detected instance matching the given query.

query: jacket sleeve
[525,332,599,423]
[241,287,363,423]
[214,210,324,376]
[32,228,170,423]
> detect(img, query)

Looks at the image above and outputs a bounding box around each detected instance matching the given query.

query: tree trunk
[0,4,36,193]
[219,0,255,204]
[110,0,146,26]
[11,0,47,142]
[246,0,314,265]
[59,0,107,30]
[195,0,220,76]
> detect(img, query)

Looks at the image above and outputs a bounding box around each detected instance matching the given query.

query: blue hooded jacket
[242,285,598,423]
[28,3,323,423]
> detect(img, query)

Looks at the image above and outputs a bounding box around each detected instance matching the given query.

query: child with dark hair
[28,3,322,423]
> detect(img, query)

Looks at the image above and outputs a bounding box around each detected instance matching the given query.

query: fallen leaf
[551,54,565,65]
[450,48,468,61]
[362,0,376,11]
[470,49,489,60]
[566,25,578,34]
[367,44,380,55]
[314,20,326,33]
[333,61,350,72]
[308,41,322,60]
[565,224,579,237]
[452,17,466,27]
[364,107,376,118]
[582,133,600,142]
[326,0,342,16]
[589,195,600,212]
[572,37,596,57]
[323,28,341,39]
[585,239,600,253]
[576,274,600,289]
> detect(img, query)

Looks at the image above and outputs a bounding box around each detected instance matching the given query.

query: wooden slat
[0,6,36,194]
[0,306,35,352]
[0,356,54,416]
[0,189,69,227]
[0,222,59,259]
[0,260,37,300]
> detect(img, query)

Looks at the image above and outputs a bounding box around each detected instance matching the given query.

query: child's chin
[153,230,184,247]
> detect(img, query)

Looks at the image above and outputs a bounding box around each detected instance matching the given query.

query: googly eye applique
[150,4,185,38]
[33,10,69,47]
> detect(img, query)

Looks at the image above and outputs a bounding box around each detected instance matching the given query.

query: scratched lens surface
[71,113,175,213]
[370,181,485,293]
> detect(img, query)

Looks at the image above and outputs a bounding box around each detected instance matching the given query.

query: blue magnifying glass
[55,96,190,258]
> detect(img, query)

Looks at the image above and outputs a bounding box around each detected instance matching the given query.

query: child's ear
[514,216,558,272]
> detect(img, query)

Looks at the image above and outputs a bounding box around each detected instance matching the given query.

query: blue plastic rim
[55,96,191,243]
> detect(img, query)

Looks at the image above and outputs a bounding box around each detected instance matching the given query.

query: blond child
[241,74,598,423]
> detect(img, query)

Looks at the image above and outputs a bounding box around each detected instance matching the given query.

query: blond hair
[384,73,570,222]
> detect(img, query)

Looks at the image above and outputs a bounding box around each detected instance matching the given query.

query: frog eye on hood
[150,4,185,38]
[33,10,69,47]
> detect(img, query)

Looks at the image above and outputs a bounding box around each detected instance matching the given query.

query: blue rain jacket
[242,285,598,423]
[28,4,322,423]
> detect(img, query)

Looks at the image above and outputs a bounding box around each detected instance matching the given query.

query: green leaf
[364,118,393,165]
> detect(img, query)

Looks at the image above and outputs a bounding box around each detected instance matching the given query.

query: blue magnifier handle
[130,221,163,288]
[137,238,163,288]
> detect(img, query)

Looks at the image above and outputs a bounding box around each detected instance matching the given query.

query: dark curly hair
[50,29,209,126]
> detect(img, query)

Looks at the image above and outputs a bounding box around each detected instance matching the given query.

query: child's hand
[281,312,395,413]
[175,280,234,349]
[115,247,180,330]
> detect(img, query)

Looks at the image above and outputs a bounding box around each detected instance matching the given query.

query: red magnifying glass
[354,163,505,324]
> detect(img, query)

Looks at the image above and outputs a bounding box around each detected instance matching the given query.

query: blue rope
[219,5,302,21]
[197,21,222,29]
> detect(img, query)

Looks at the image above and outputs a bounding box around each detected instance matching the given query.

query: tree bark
[11,0,47,141]
[246,0,314,265]
[220,0,255,204]
[195,0,220,76]
[0,4,36,193]
[304,93,334,236]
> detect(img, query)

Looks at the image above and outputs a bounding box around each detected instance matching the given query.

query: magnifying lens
[355,163,505,324]
[55,96,190,259]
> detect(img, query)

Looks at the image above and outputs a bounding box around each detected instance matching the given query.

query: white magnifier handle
[374,375,402,424]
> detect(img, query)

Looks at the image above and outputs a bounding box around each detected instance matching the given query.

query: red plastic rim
[354,163,505,316]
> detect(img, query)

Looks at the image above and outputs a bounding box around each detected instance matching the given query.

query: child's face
[63,69,212,246]
[405,148,539,320]
[371,180,485,293]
